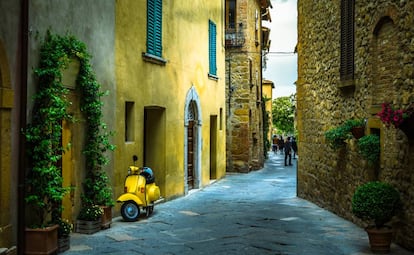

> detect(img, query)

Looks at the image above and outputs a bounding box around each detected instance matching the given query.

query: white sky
[263,0,297,98]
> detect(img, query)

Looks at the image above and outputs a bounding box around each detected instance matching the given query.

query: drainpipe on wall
[18,0,29,252]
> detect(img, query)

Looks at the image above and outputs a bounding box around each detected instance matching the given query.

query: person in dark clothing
[278,135,284,154]
[292,137,298,159]
[284,136,292,166]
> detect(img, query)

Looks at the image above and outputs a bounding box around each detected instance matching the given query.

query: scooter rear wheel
[121,201,140,221]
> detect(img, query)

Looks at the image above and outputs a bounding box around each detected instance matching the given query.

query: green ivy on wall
[25,31,115,227]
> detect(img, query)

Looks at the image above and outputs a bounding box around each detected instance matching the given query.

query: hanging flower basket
[377,102,413,141]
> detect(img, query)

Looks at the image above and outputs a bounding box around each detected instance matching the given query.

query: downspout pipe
[18,0,29,252]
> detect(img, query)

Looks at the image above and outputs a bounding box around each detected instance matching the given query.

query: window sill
[208,73,219,81]
[142,52,167,66]
[338,79,355,88]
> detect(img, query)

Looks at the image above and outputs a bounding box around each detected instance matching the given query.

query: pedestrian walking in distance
[292,137,298,159]
[284,136,292,166]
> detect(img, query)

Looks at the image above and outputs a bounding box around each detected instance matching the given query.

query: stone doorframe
[184,86,202,194]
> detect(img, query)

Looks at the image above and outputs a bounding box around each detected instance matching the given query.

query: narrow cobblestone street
[65,153,413,255]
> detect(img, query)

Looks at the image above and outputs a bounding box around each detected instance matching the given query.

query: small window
[125,101,135,142]
[227,0,237,29]
[340,0,354,82]
[209,20,217,77]
[147,0,162,57]
[219,108,223,131]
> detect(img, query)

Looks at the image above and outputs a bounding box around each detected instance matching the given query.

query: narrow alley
[65,153,413,255]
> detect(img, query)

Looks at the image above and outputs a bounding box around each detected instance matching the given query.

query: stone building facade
[225,0,272,172]
[297,0,414,250]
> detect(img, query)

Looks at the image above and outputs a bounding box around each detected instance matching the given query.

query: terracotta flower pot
[365,226,393,254]
[100,205,112,229]
[351,126,365,139]
[24,224,58,255]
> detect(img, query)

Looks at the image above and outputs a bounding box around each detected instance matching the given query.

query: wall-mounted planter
[351,127,365,139]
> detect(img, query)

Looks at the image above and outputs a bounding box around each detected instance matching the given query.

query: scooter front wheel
[121,201,140,222]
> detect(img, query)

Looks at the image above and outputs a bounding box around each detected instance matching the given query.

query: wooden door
[187,121,194,189]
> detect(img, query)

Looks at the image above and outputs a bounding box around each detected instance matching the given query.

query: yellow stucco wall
[115,0,226,207]
[0,41,14,248]
[262,80,274,142]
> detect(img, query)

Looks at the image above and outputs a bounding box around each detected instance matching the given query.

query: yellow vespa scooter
[117,156,161,221]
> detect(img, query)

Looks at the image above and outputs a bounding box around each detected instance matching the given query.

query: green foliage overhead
[272,96,295,134]
[25,31,115,227]
[352,181,401,228]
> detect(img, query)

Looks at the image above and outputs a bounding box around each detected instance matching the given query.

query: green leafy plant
[324,125,351,150]
[344,118,365,129]
[358,134,380,164]
[25,31,115,227]
[352,181,401,228]
[77,205,103,221]
[57,218,73,238]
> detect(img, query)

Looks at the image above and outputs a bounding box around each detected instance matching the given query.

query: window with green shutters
[147,0,162,57]
[340,0,354,81]
[209,20,217,77]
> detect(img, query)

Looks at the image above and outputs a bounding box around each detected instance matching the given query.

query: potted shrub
[357,134,380,165]
[324,125,351,150]
[24,32,73,255]
[352,181,401,253]
[76,205,103,234]
[345,118,366,139]
[82,173,114,229]
[57,218,73,253]
[25,31,115,246]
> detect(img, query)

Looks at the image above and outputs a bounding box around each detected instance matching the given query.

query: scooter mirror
[132,155,138,164]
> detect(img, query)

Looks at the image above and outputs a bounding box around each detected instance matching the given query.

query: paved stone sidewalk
[64,152,414,255]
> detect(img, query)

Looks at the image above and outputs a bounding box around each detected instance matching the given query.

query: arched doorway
[184,86,202,193]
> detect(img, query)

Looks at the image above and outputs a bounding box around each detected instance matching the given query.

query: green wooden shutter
[340,0,354,81]
[209,20,217,76]
[147,0,162,57]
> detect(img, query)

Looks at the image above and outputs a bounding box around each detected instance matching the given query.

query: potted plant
[82,173,114,229]
[377,102,414,140]
[75,205,103,234]
[352,181,401,253]
[324,124,351,150]
[57,218,73,253]
[357,134,380,165]
[24,32,73,255]
[345,118,366,139]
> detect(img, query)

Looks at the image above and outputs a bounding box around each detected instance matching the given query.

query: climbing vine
[25,31,114,227]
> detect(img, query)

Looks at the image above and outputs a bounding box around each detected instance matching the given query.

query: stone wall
[297,0,414,250]
[226,0,265,172]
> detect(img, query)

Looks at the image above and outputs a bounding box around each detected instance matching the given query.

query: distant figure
[284,137,292,166]
[292,137,298,159]
[278,136,284,154]
[272,135,279,154]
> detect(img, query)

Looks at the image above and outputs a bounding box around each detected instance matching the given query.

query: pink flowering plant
[377,102,412,128]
